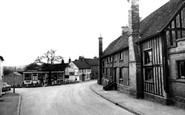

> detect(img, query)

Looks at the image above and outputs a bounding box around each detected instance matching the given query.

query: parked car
[2,82,11,92]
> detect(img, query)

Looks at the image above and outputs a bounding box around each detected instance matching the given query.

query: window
[25,74,31,80]
[114,55,117,62]
[181,8,185,28]
[109,56,112,62]
[32,73,38,81]
[119,68,123,83]
[107,57,109,63]
[65,75,69,78]
[33,73,37,76]
[102,68,105,74]
[120,52,123,60]
[69,72,74,75]
[166,8,185,46]
[38,73,45,80]
[178,61,185,79]
[102,61,105,67]
[32,74,38,81]
[144,67,153,82]
[144,49,152,65]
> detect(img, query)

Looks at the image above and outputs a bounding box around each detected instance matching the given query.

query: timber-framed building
[98,0,185,108]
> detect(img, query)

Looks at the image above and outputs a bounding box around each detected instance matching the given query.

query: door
[114,68,117,82]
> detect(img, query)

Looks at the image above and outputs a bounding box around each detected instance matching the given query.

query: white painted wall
[0,60,4,96]
[65,62,80,82]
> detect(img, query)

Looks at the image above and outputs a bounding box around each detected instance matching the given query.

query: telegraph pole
[13,66,16,93]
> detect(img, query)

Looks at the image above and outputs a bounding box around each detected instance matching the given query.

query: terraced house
[98,0,185,109]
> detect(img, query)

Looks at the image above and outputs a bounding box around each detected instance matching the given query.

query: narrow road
[17,80,133,115]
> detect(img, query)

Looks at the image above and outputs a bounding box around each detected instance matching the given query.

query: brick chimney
[128,0,142,98]
[128,0,140,35]
[79,56,84,61]
[98,35,103,85]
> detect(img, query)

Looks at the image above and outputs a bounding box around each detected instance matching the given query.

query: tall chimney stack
[128,0,140,36]
[98,35,103,85]
[128,0,142,98]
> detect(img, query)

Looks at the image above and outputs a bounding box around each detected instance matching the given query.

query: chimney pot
[121,26,129,35]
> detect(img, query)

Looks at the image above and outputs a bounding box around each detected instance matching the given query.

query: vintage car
[2,82,11,92]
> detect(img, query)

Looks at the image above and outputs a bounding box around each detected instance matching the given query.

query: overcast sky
[0,0,169,66]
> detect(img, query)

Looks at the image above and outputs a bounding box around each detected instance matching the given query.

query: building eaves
[139,0,185,42]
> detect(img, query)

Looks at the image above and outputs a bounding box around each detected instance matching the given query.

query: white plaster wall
[66,62,80,81]
[0,60,3,96]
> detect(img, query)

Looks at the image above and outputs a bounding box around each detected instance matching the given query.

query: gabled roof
[102,0,185,56]
[25,63,68,72]
[103,32,129,57]
[73,60,90,69]
[139,0,185,41]
[84,58,99,66]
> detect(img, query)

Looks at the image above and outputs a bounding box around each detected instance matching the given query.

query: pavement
[90,83,185,115]
[0,91,21,115]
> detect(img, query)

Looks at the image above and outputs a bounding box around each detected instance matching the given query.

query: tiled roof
[103,32,129,57]
[102,0,185,56]
[73,60,91,69]
[40,63,68,71]
[84,58,99,66]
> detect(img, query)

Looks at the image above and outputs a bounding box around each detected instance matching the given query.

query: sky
[0,0,169,66]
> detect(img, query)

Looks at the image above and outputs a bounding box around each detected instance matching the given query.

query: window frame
[120,52,123,61]
[143,48,152,66]
[144,67,154,83]
[165,7,185,47]
[178,60,185,79]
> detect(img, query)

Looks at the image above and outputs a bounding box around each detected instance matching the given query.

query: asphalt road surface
[17,80,133,115]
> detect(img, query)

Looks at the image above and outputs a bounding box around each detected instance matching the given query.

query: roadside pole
[13,67,16,93]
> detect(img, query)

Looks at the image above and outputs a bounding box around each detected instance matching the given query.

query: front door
[114,68,117,82]
[82,74,85,81]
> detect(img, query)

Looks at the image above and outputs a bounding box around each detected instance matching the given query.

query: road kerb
[90,84,142,115]
[17,94,22,115]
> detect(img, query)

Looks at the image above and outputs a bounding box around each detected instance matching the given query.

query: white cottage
[65,62,80,82]
[65,59,91,82]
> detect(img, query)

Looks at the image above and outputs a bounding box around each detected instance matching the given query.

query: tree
[3,66,14,76]
[24,63,41,71]
[34,49,63,85]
